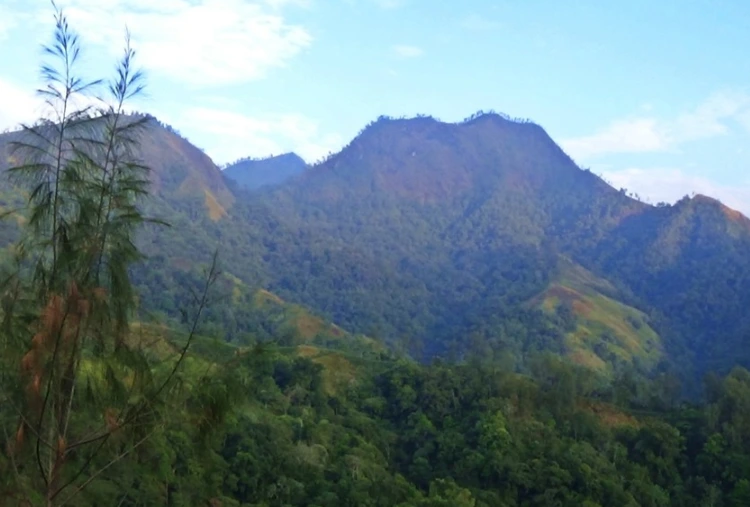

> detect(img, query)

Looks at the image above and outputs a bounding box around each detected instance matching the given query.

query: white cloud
[561,91,750,161]
[168,107,343,163]
[0,76,131,133]
[0,79,41,132]
[0,79,341,165]
[48,0,312,87]
[601,166,750,216]
[562,118,666,159]
[392,44,424,58]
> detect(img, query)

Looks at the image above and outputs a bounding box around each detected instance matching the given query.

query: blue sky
[2,0,750,212]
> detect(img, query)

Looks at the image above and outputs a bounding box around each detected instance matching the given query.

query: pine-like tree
[0,3,219,505]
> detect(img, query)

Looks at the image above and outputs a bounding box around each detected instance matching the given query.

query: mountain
[236,113,750,385]
[242,114,650,358]
[581,193,750,380]
[2,111,750,390]
[0,116,239,284]
[223,152,307,190]
[0,117,233,207]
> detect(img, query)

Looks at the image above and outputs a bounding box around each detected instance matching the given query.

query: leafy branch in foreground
[0,3,220,505]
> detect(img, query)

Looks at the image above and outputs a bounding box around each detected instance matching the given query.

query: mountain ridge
[223,152,307,190]
[2,111,750,389]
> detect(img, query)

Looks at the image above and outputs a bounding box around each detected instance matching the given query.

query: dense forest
[3,4,750,505]
[7,327,750,506]
[103,110,750,393]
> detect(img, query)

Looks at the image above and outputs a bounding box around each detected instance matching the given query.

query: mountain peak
[673,193,748,222]
[688,193,749,225]
[0,114,235,221]
[348,111,544,146]
[298,110,608,206]
[223,152,308,190]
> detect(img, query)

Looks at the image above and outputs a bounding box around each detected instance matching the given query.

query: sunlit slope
[531,259,662,375]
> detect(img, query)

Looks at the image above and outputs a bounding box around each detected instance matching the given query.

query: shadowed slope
[223,152,307,190]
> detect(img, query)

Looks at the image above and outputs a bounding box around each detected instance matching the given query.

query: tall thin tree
[0,3,219,505]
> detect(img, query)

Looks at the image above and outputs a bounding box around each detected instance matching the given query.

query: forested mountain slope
[2,112,750,387]
[241,113,750,386]
[244,114,649,361]
[8,7,750,504]
[581,193,750,381]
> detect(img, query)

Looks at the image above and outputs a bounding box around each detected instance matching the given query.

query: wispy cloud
[561,91,750,160]
[162,106,343,163]
[49,0,312,87]
[392,44,423,58]
[460,13,502,32]
[602,166,750,216]
[562,118,666,159]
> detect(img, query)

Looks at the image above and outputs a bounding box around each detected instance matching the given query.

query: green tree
[0,4,219,505]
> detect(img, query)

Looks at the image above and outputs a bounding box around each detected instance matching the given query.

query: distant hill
[581,192,750,380]
[223,152,307,190]
[246,114,647,360]
[240,113,750,386]
[3,111,750,390]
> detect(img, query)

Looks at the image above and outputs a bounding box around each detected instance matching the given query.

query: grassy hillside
[531,259,662,375]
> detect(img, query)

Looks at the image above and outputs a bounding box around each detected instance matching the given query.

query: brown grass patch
[296,345,320,358]
[723,205,744,222]
[571,299,594,317]
[330,325,344,337]
[254,289,284,307]
[204,189,228,221]
[720,202,750,230]
[569,348,606,371]
[581,401,640,429]
[544,285,581,301]
[294,313,325,340]
[538,285,594,317]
